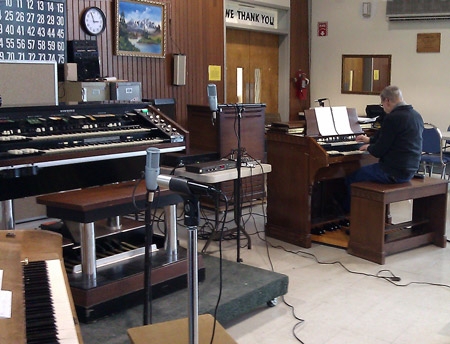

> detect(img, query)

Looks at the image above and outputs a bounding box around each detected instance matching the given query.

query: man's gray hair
[380,85,403,102]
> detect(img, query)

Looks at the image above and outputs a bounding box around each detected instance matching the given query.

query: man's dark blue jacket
[368,104,424,179]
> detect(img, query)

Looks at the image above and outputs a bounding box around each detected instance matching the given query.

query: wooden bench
[348,177,448,264]
[36,181,206,322]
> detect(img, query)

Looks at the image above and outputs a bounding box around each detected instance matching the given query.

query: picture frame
[115,0,166,58]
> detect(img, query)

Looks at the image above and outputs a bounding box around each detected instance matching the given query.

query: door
[226,28,279,115]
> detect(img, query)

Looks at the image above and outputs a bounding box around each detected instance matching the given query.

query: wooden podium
[187,104,266,204]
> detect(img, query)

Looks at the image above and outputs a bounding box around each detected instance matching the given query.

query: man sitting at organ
[344,85,424,212]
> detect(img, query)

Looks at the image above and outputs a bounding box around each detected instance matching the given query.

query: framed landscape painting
[115,0,166,58]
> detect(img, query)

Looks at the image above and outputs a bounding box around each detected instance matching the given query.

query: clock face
[82,7,106,36]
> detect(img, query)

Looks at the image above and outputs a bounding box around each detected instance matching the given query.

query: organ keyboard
[266,107,377,248]
[0,230,83,343]
[0,102,185,169]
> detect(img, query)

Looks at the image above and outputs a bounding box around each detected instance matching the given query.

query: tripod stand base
[127,314,237,344]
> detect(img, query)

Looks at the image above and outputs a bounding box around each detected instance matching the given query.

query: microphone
[157,174,217,197]
[207,84,218,124]
[145,147,160,192]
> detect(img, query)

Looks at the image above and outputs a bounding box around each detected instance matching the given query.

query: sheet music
[332,106,354,135]
[315,107,338,136]
[0,270,2,290]
[0,290,12,319]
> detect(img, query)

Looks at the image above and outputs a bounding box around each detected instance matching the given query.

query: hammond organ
[266,107,377,248]
[0,101,188,224]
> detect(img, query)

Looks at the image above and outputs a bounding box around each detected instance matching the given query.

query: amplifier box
[59,81,109,102]
[110,82,142,101]
[67,40,100,81]
[185,160,236,174]
[161,151,219,167]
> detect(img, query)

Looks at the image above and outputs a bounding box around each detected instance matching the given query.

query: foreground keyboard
[23,260,79,344]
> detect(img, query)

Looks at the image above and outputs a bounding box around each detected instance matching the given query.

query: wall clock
[81,7,106,36]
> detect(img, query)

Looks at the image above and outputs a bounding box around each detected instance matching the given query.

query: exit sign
[318,22,328,37]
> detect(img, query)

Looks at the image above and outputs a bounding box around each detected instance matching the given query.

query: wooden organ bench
[36,180,205,322]
[348,177,448,264]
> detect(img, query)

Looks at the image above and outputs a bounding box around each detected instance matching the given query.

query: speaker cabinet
[67,40,101,81]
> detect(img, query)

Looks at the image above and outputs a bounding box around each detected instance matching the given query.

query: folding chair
[420,123,450,179]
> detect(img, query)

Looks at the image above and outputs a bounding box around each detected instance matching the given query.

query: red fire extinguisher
[293,69,309,100]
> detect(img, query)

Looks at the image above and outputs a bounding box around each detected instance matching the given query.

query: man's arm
[366,116,397,157]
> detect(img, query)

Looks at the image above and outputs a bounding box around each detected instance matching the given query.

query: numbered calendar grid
[0,0,66,63]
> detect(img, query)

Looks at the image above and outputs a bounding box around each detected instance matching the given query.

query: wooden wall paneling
[133,57,138,86]
[205,0,224,104]
[141,57,146,100]
[97,1,106,77]
[180,0,189,121]
[72,0,79,39]
[64,0,225,128]
[169,0,174,94]
[186,0,199,109]
[156,56,162,98]
[105,0,113,77]
[67,0,74,42]
[190,0,224,123]
[289,0,310,120]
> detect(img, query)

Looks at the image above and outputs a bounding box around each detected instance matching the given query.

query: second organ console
[266,107,377,248]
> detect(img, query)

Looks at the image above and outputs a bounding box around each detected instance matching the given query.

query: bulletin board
[0,0,66,63]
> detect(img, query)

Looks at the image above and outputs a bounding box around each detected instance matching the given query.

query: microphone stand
[234,104,244,263]
[143,191,155,325]
[183,195,200,344]
[219,103,247,263]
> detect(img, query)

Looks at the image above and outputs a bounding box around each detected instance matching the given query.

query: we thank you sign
[225,2,278,29]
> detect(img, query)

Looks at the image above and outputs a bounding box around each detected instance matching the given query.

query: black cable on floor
[259,202,306,344]
[266,242,450,289]
[210,191,228,344]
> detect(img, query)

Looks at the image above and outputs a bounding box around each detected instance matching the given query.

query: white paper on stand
[0,290,12,319]
[332,106,353,135]
[0,270,3,290]
[315,107,338,136]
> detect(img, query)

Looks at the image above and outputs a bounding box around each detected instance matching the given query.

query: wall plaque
[0,0,66,63]
[417,33,441,53]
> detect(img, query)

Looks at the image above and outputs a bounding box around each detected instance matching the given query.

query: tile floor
[185,196,450,344]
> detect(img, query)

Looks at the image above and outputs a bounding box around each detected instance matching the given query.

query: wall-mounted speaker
[173,54,186,86]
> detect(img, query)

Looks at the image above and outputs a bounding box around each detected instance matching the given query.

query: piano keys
[0,230,83,343]
[265,107,377,248]
[24,260,79,344]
